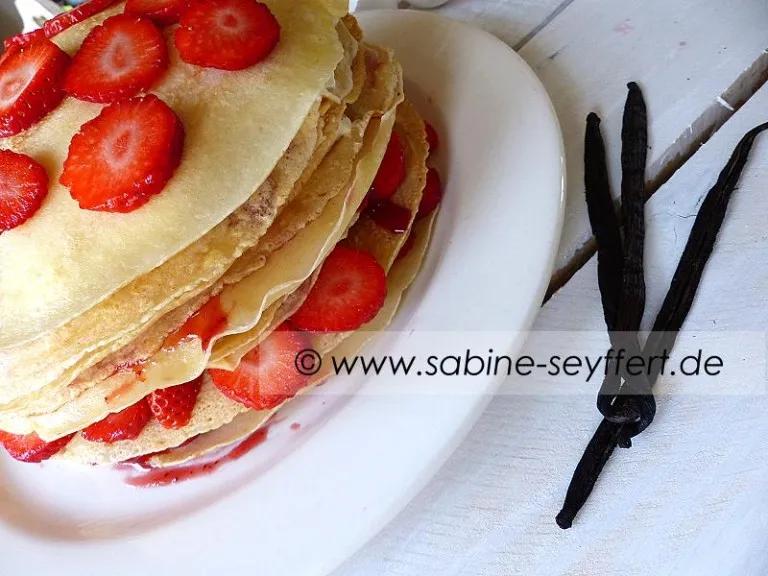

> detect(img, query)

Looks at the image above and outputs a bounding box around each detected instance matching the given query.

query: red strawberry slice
[149,377,202,429]
[417,167,442,220]
[425,121,439,154]
[3,29,46,52]
[82,398,152,443]
[125,0,192,25]
[61,94,184,212]
[0,45,19,69]
[163,295,228,349]
[43,0,120,38]
[369,131,406,201]
[64,14,168,103]
[290,246,387,332]
[174,0,280,71]
[0,431,74,463]
[0,39,70,137]
[0,150,50,233]
[210,325,310,410]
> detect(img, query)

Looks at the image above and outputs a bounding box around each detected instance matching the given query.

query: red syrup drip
[289,422,301,431]
[366,199,411,234]
[123,427,268,487]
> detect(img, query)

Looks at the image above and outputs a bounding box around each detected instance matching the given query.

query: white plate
[0,11,564,575]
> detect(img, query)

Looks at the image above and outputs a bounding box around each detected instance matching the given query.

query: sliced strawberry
[0,150,49,233]
[369,131,406,201]
[174,0,280,71]
[417,167,442,219]
[43,0,120,38]
[64,14,168,103]
[290,246,387,332]
[82,398,152,443]
[0,431,73,463]
[210,325,310,410]
[425,121,439,153]
[125,0,191,25]
[61,94,184,212]
[163,295,227,349]
[3,29,46,52]
[0,39,70,137]
[0,45,20,69]
[149,377,202,429]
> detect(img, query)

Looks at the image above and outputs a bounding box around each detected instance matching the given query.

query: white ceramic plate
[0,11,563,575]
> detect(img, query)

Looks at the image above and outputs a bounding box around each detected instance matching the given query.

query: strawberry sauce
[367,199,411,234]
[123,427,268,487]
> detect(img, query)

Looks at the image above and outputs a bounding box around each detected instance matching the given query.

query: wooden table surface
[5,0,768,573]
[336,1,768,574]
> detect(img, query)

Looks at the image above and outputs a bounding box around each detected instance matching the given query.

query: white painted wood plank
[518,0,768,275]
[337,83,768,576]
[434,0,567,49]
[12,0,56,32]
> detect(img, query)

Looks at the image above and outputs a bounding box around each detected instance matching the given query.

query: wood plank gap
[512,0,576,52]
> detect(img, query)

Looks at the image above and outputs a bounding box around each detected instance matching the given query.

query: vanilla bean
[617,82,648,333]
[555,419,621,529]
[596,83,654,425]
[645,121,768,380]
[557,120,768,529]
[584,112,623,330]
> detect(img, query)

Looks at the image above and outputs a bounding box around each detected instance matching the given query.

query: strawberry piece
[290,246,387,332]
[0,431,73,463]
[125,0,191,25]
[64,14,168,103]
[174,0,280,71]
[43,0,120,38]
[149,377,202,429]
[82,398,152,443]
[0,150,50,233]
[61,94,184,212]
[0,45,19,69]
[369,131,406,201]
[210,325,310,410]
[3,29,46,52]
[417,167,442,219]
[0,39,70,137]
[163,295,227,349]
[425,121,439,153]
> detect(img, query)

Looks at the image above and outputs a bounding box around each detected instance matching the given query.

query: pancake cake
[0,0,444,471]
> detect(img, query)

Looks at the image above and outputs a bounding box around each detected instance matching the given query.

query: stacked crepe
[0,0,440,467]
